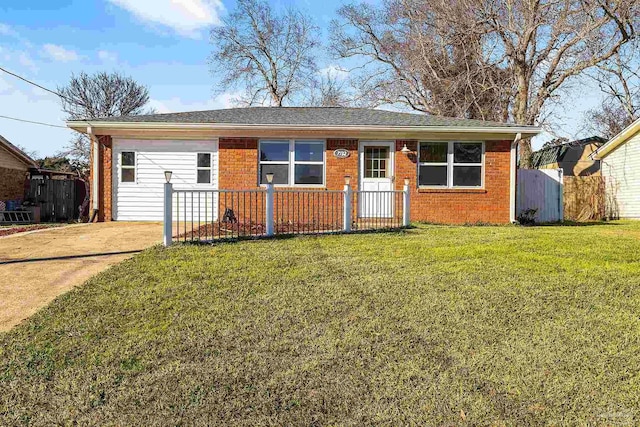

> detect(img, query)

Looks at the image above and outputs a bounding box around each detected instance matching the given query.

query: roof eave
[0,135,38,167]
[66,121,541,138]
[591,118,640,160]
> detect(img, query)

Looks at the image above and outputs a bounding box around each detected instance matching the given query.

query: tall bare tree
[477,0,639,166]
[332,0,640,167]
[331,0,513,121]
[584,46,640,138]
[58,71,153,173]
[209,0,320,106]
[304,69,351,107]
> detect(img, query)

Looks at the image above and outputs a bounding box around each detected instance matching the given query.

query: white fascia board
[591,117,640,160]
[67,121,542,137]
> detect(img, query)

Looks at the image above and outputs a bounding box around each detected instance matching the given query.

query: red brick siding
[217,137,511,225]
[95,136,511,224]
[395,139,511,224]
[218,137,259,189]
[89,135,113,221]
[0,166,28,200]
[217,138,358,225]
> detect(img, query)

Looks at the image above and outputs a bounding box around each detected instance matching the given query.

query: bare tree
[585,102,637,140]
[209,0,320,106]
[584,47,640,138]
[331,0,513,121]
[332,0,640,167]
[57,71,153,172]
[304,69,352,107]
[477,0,639,166]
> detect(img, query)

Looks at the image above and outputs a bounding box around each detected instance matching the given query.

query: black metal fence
[169,186,408,244]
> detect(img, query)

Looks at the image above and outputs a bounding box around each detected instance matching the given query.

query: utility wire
[0,65,70,101]
[0,66,93,129]
[0,114,67,129]
[0,66,78,129]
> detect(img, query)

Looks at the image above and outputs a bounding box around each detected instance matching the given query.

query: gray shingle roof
[84,107,528,129]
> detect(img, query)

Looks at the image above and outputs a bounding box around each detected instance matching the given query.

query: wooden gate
[26,179,77,222]
[517,169,564,223]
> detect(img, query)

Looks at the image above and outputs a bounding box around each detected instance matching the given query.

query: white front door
[359,141,395,218]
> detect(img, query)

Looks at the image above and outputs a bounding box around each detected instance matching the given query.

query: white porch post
[510,132,522,223]
[403,178,410,227]
[88,126,99,218]
[163,181,173,247]
[343,176,352,232]
[265,182,274,236]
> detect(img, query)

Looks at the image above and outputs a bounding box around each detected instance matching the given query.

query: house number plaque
[333,148,350,159]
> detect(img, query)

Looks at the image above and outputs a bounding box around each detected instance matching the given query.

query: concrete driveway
[0,222,162,332]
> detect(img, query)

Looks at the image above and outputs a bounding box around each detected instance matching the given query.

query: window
[259,140,325,185]
[364,147,389,178]
[418,142,483,188]
[121,151,135,183]
[197,153,212,184]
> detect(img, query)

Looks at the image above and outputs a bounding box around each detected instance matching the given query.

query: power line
[0,66,69,101]
[0,114,67,129]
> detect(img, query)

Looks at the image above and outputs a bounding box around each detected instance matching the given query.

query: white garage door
[112,139,218,221]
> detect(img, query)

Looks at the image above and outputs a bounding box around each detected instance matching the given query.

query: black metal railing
[168,186,408,244]
[353,190,405,231]
[173,189,266,242]
[274,190,345,235]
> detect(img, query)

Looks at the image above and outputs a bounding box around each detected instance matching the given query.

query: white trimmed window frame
[196,152,213,184]
[120,151,136,184]
[259,139,326,187]
[418,141,485,189]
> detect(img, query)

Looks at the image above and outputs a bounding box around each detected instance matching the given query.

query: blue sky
[0,0,602,157]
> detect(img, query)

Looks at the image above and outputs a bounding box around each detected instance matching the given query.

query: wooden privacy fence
[563,176,606,221]
[518,169,607,223]
[517,169,564,223]
[26,179,77,222]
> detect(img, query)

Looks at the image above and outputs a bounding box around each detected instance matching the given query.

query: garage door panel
[113,139,218,221]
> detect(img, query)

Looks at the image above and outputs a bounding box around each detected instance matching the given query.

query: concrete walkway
[0,222,162,332]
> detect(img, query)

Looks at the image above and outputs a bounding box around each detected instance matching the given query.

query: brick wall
[89,135,113,221]
[216,137,511,225]
[94,136,511,224]
[395,140,511,224]
[0,166,28,200]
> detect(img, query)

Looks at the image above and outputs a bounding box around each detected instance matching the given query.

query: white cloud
[107,0,224,38]
[42,44,79,62]
[0,23,16,37]
[18,52,37,72]
[319,65,349,80]
[98,50,118,62]
[148,93,239,114]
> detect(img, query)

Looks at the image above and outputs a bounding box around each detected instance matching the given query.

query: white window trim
[120,151,136,184]
[418,141,485,189]
[196,152,213,185]
[259,139,326,187]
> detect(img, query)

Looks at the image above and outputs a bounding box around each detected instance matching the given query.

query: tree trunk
[514,68,534,169]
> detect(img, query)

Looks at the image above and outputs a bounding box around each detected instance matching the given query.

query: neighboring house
[67,107,540,224]
[0,135,37,201]
[591,117,640,219]
[531,136,606,176]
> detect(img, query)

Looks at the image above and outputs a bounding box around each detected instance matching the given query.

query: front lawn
[1,222,640,425]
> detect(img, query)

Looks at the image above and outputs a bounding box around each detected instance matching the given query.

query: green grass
[2,222,640,425]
